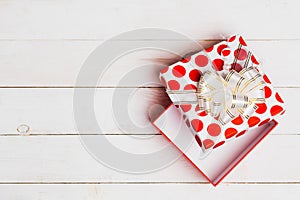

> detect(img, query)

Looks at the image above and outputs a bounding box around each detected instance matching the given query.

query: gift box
[159,35,285,158]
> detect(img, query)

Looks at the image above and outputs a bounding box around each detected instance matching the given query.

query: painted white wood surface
[0,88,294,135]
[0,40,298,87]
[0,0,299,40]
[0,135,298,182]
[0,184,299,200]
[0,0,299,199]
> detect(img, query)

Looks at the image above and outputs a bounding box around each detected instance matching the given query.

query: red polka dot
[203,139,214,149]
[236,130,247,138]
[160,67,168,74]
[184,84,197,90]
[255,103,267,114]
[222,49,231,56]
[213,141,225,149]
[182,114,186,120]
[251,55,259,64]
[231,63,243,72]
[263,74,271,84]
[205,46,214,52]
[225,128,238,139]
[275,93,284,103]
[198,111,208,117]
[270,105,284,116]
[191,119,204,132]
[264,86,272,98]
[189,69,201,82]
[181,56,191,63]
[172,65,186,78]
[234,49,248,60]
[212,59,224,71]
[195,135,202,147]
[195,55,209,67]
[217,44,228,55]
[207,123,221,137]
[228,35,236,42]
[180,104,192,112]
[168,80,180,90]
[248,116,261,127]
[195,105,200,112]
[258,118,270,126]
[160,77,167,87]
[231,115,244,125]
[239,36,247,46]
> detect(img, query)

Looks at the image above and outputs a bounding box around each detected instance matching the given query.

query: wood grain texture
[0,135,298,183]
[0,40,299,87]
[0,0,299,40]
[0,184,299,200]
[0,0,299,198]
[0,88,293,135]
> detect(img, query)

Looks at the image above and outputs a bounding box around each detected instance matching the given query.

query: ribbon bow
[167,66,266,125]
[197,67,266,125]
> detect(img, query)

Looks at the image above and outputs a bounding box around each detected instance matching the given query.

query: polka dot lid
[160,35,285,157]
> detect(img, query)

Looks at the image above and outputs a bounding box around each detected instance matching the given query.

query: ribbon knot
[167,66,266,125]
[197,67,266,125]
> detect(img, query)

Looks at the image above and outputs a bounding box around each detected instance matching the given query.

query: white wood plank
[0,40,298,87]
[0,184,299,200]
[0,0,299,40]
[0,135,298,182]
[0,88,294,135]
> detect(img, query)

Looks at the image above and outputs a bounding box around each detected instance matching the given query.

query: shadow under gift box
[152,104,278,186]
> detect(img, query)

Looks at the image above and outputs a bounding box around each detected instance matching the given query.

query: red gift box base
[152,104,278,186]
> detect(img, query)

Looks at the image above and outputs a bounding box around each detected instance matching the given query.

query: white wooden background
[0,0,299,199]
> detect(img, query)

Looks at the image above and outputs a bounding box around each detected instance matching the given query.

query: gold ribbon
[167,66,266,125]
[198,67,266,125]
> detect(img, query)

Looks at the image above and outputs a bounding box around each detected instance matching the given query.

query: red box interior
[152,104,278,186]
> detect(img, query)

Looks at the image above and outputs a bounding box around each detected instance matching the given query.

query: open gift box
[152,35,285,186]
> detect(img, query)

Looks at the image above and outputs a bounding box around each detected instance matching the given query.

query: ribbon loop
[196,66,266,125]
[166,66,266,126]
